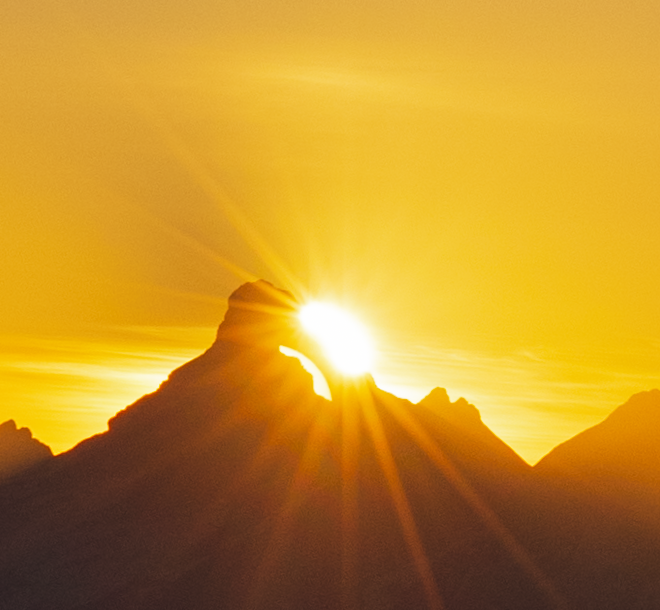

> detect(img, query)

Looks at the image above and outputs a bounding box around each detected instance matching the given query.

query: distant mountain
[536,389,660,484]
[536,389,660,524]
[1,280,659,609]
[530,389,660,607]
[0,419,52,482]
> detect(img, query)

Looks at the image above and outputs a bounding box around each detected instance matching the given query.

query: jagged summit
[0,419,52,482]
[0,419,27,439]
[211,279,375,398]
[419,387,482,428]
[414,387,531,477]
[214,279,298,347]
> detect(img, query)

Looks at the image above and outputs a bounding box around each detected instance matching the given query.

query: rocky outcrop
[419,388,482,428]
[0,420,52,482]
[214,279,298,347]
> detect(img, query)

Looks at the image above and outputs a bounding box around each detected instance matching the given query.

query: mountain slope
[536,389,660,485]
[535,389,660,527]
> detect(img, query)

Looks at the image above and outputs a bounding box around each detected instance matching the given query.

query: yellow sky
[1,0,659,463]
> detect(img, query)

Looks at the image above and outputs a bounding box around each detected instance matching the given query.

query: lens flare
[299,302,374,375]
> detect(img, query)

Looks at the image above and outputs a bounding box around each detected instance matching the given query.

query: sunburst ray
[358,386,445,610]
[380,393,569,610]
[245,400,338,609]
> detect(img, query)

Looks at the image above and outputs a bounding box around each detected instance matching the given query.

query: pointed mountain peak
[214,280,298,348]
[423,387,451,404]
[418,387,482,428]
[1,419,31,442]
[0,419,18,434]
[0,420,53,482]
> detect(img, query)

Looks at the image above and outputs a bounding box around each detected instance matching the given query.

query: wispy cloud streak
[0,327,213,453]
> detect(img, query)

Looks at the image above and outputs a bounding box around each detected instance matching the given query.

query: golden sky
[1,0,659,463]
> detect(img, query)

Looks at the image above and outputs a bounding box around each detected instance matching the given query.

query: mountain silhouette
[0,280,659,609]
[0,420,52,482]
[536,389,660,533]
[536,389,660,487]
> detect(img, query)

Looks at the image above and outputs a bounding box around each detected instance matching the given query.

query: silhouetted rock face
[420,388,482,428]
[414,387,531,487]
[215,279,297,347]
[535,389,660,512]
[1,281,660,610]
[536,389,660,482]
[531,390,660,606]
[0,420,52,482]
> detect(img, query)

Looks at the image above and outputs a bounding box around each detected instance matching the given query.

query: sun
[299,302,375,376]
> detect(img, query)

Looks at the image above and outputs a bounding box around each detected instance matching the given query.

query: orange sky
[1,0,659,463]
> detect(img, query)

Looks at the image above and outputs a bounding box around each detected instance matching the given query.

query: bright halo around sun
[299,302,375,376]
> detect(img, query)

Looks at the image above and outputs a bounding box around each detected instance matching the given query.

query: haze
[1,0,659,463]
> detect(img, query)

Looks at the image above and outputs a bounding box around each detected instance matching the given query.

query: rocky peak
[214,280,298,348]
[211,280,371,399]
[419,387,482,429]
[0,420,53,482]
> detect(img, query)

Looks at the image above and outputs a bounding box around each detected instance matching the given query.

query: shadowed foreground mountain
[1,281,660,609]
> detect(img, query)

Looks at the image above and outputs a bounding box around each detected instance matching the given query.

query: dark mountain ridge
[537,388,660,482]
[0,419,52,483]
[1,280,659,609]
[535,388,660,540]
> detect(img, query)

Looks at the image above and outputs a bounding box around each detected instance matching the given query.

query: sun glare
[299,302,374,376]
